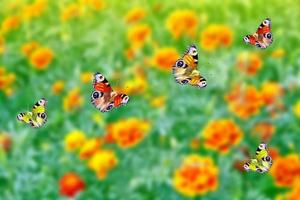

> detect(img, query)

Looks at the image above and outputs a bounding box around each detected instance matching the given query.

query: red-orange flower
[270,154,300,187]
[29,47,54,70]
[252,122,276,141]
[0,132,12,152]
[59,172,85,198]
[225,84,264,119]
[152,47,179,71]
[202,119,243,154]
[261,81,284,105]
[236,52,263,75]
[173,154,218,197]
[200,24,233,52]
[106,118,150,149]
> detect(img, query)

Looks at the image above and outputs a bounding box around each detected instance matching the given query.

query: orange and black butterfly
[243,18,273,49]
[172,45,207,88]
[91,72,129,112]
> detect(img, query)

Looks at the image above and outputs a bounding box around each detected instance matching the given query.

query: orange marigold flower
[63,87,83,112]
[270,154,300,187]
[166,10,198,39]
[64,130,86,151]
[200,24,233,52]
[285,180,300,200]
[236,52,263,75]
[21,41,40,57]
[88,150,118,180]
[1,15,20,33]
[173,154,218,197]
[124,47,135,60]
[52,80,65,95]
[152,47,179,71]
[268,147,280,161]
[293,100,300,118]
[59,172,85,198]
[150,95,166,108]
[202,119,243,154]
[29,47,54,70]
[61,3,83,22]
[225,84,264,119]
[0,36,5,54]
[0,132,12,153]
[0,66,15,96]
[80,72,93,84]
[124,7,146,24]
[79,138,102,160]
[83,0,105,11]
[252,122,275,141]
[261,81,284,105]
[107,118,150,149]
[21,0,47,20]
[271,48,285,59]
[127,24,151,49]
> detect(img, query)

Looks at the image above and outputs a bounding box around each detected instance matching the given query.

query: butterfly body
[91,72,129,112]
[243,142,273,173]
[17,98,48,128]
[172,45,207,88]
[243,18,273,49]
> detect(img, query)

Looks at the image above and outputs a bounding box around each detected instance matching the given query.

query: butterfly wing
[31,98,48,127]
[243,18,273,49]
[243,159,261,172]
[91,72,130,112]
[17,112,36,128]
[172,45,207,88]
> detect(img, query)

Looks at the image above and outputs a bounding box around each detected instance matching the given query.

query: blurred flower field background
[1,0,300,199]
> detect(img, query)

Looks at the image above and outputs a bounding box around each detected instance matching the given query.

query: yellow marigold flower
[63,87,83,112]
[127,24,151,49]
[261,81,284,105]
[21,0,47,20]
[29,47,54,70]
[150,95,166,108]
[1,15,20,33]
[293,100,300,118]
[152,47,179,71]
[61,3,83,22]
[64,130,86,151]
[79,138,102,160]
[270,154,300,187]
[173,154,218,197]
[200,24,233,52]
[21,41,40,57]
[286,180,300,200]
[124,7,146,24]
[88,150,118,180]
[236,52,263,76]
[83,0,105,11]
[80,72,93,84]
[166,10,198,39]
[0,36,5,54]
[271,48,285,59]
[202,119,243,154]
[123,76,148,95]
[107,118,150,149]
[251,122,275,141]
[225,84,264,119]
[52,80,65,95]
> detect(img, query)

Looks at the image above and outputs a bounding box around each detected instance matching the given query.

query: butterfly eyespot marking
[17,114,23,120]
[121,95,129,104]
[263,19,270,26]
[40,113,46,119]
[94,72,105,82]
[265,32,272,39]
[106,103,114,111]
[189,46,197,56]
[198,80,207,88]
[259,143,266,150]
[243,164,249,170]
[92,91,103,99]
[181,79,189,84]
[243,36,250,43]
[265,156,271,162]
[175,59,185,68]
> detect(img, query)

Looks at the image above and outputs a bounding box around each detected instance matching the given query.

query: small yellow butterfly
[243,142,273,173]
[17,98,48,128]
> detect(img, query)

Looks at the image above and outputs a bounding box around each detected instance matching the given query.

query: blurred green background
[1,0,300,199]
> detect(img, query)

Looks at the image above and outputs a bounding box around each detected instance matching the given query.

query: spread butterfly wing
[172,45,207,88]
[243,18,273,49]
[91,72,129,112]
[17,98,48,128]
[243,142,272,173]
